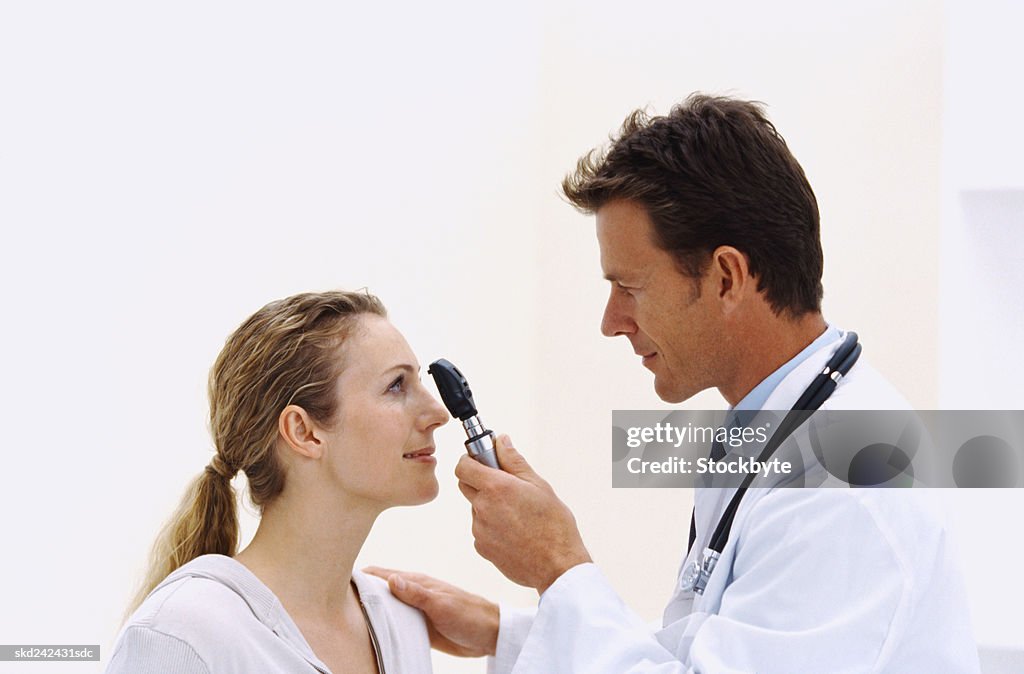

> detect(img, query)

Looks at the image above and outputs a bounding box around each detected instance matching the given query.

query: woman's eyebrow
[382,363,419,376]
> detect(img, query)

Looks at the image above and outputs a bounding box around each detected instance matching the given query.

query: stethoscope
[679,332,862,595]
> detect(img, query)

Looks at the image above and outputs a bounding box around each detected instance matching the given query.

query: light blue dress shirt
[732,324,840,412]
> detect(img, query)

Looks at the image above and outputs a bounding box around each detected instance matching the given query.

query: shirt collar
[732,324,840,412]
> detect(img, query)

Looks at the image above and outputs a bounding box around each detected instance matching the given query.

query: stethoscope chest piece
[679,559,702,593]
[679,548,720,596]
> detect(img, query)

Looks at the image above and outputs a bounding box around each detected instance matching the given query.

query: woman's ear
[278,405,324,460]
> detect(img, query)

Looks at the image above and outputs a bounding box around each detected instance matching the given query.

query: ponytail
[124,461,238,619]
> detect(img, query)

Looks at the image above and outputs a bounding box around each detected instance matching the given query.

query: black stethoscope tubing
[705,332,862,556]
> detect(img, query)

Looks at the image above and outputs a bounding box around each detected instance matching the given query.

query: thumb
[494,434,536,480]
[387,574,432,610]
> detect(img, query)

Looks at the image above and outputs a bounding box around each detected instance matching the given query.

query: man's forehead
[602,269,635,283]
[596,212,659,281]
[599,247,652,285]
[597,236,642,282]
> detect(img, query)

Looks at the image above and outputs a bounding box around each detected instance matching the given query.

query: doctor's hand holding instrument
[455,434,592,592]
[428,357,592,591]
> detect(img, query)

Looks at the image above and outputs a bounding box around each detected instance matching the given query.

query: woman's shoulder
[108,575,257,673]
[116,573,263,653]
[352,570,433,672]
[109,556,292,672]
[352,569,429,630]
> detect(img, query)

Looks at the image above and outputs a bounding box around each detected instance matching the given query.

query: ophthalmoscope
[427,358,501,470]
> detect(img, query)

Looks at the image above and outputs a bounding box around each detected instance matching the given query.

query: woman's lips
[403,448,436,463]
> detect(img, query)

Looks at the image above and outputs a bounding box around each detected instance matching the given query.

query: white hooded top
[107,554,432,673]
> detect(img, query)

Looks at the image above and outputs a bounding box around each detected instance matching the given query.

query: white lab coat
[489,330,981,673]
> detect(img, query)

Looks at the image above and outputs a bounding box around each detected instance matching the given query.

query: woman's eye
[387,375,405,394]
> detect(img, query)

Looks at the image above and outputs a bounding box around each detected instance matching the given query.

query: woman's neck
[234,492,381,625]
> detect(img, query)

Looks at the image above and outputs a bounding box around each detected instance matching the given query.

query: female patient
[108,290,448,673]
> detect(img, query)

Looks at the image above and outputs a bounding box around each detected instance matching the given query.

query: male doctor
[368,94,980,672]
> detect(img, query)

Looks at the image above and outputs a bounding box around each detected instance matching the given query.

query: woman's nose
[422,391,450,430]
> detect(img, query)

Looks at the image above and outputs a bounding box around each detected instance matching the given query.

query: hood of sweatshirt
[151,553,383,674]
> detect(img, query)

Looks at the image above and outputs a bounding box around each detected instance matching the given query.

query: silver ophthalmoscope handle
[464,416,500,469]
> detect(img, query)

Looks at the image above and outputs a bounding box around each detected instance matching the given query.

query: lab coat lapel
[664,329,849,626]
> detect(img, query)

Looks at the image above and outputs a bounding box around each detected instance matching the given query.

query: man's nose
[601,290,635,337]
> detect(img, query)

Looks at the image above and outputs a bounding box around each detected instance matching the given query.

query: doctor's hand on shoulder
[456,434,593,593]
[363,564,501,657]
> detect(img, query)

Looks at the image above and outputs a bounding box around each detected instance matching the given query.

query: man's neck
[719,312,828,407]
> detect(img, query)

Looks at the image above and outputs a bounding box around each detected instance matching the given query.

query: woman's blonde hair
[126,290,387,617]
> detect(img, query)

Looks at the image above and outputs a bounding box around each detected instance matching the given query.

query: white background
[0,1,1021,672]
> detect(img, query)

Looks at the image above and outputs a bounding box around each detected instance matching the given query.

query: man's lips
[639,351,657,365]
[403,447,435,459]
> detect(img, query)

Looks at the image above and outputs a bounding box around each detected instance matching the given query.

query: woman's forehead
[339,315,418,377]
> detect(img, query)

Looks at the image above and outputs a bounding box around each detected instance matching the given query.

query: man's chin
[653,377,697,404]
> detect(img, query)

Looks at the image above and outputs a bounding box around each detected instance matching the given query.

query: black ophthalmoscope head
[427,358,478,421]
[428,358,501,470]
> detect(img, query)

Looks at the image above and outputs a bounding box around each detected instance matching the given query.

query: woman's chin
[400,476,440,506]
[419,477,441,503]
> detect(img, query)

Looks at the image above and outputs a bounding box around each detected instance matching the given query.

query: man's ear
[278,405,324,460]
[710,246,754,312]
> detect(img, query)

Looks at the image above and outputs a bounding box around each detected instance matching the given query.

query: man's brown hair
[563,93,823,317]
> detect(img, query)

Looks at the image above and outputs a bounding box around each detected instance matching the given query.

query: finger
[363,566,402,581]
[386,574,436,611]
[363,567,448,590]
[455,453,492,488]
[493,434,536,480]
[457,480,479,502]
